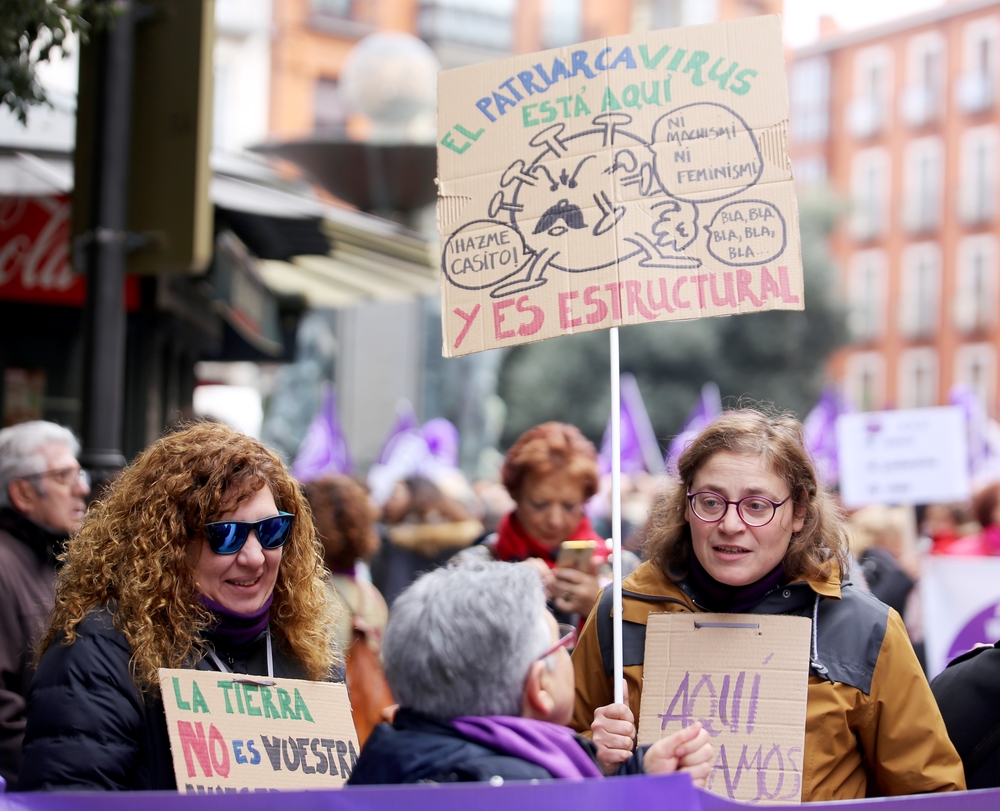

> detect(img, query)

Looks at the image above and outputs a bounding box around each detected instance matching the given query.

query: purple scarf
[687,555,787,614]
[450,716,603,779]
[199,594,273,647]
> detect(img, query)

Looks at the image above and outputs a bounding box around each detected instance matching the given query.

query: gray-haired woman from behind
[347,561,712,785]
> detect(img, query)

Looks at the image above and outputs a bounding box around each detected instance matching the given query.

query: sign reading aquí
[436,15,801,357]
[159,669,359,793]
[638,614,811,804]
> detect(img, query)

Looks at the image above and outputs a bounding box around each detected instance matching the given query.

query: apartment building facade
[790,0,1000,415]
[269,0,781,140]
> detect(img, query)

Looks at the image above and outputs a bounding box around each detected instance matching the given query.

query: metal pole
[610,327,623,704]
[79,1,135,480]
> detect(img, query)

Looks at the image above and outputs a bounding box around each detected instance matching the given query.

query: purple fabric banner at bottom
[2,774,999,811]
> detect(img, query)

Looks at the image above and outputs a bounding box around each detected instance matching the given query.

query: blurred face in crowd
[192,485,283,614]
[687,452,804,587]
[10,442,90,534]
[515,469,586,549]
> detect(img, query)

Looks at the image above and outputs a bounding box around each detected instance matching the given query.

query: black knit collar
[0,506,66,566]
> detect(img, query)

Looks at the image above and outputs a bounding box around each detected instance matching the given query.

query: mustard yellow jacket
[570,561,965,801]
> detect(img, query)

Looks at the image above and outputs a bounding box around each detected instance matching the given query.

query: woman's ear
[521,660,555,720]
[792,493,807,534]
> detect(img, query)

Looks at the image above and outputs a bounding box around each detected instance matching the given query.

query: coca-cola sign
[0,195,140,309]
[0,195,83,305]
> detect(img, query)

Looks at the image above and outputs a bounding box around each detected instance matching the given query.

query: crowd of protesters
[1,408,1000,797]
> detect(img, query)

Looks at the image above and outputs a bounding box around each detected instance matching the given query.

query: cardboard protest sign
[836,407,970,509]
[159,669,359,793]
[638,613,811,804]
[436,15,801,357]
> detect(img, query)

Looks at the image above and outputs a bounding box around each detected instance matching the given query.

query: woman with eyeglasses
[18,422,338,791]
[570,409,965,801]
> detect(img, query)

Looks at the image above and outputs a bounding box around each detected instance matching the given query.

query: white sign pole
[610,327,624,704]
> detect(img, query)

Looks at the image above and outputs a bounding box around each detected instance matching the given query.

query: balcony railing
[847,97,885,139]
[957,72,995,114]
[900,85,940,128]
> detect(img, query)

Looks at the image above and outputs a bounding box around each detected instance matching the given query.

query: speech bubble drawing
[649,103,763,204]
[705,199,786,267]
[441,220,532,291]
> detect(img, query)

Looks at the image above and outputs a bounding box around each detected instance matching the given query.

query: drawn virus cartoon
[442,112,699,297]
[441,104,776,298]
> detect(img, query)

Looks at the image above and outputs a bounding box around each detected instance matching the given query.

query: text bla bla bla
[454,266,800,347]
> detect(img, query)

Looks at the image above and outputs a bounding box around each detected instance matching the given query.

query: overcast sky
[783,0,946,47]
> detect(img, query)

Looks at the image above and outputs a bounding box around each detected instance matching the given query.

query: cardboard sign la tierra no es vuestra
[638,613,811,805]
[159,668,359,793]
[436,14,802,357]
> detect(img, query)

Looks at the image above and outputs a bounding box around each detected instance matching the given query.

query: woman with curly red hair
[463,422,608,622]
[19,422,339,791]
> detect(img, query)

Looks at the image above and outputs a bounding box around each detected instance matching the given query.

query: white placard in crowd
[922,556,1000,677]
[835,407,969,509]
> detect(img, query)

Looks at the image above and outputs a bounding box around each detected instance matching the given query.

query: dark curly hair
[305,475,380,571]
[643,408,850,582]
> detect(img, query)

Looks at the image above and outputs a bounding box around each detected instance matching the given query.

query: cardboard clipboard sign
[159,668,359,793]
[638,613,811,804]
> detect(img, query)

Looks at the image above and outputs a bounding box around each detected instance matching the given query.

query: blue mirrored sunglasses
[204,513,295,555]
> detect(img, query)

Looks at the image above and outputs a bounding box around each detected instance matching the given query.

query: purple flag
[599,374,666,476]
[422,418,460,469]
[665,382,722,475]
[803,386,845,489]
[949,383,990,479]
[377,400,421,465]
[291,384,353,481]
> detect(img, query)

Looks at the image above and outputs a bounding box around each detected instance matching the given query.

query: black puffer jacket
[19,608,312,791]
[348,708,647,785]
[931,642,1000,789]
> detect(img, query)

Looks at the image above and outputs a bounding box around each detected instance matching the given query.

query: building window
[314,78,348,132]
[542,0,581,49]
[419,0,515,52]
[898,348,938,408]
[848,250,886,342]
[902,137,943,234]
[955,235,998,334]
[790,57,830,144]
[900,243,941,340]
[959,126,998,225]
[956,343,997,412]
[957,17,998,114]
[846,351,885,412]
[900,32,944,127]
[848,46,892,139]
[850,148,889,241]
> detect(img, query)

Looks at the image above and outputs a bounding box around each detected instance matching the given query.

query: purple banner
[3,773,998,811]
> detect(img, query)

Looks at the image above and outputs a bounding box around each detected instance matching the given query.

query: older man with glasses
[348,561,712,785]
[0,420,89,789]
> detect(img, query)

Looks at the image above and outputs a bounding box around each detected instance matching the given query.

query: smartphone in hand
[556,540,598,570]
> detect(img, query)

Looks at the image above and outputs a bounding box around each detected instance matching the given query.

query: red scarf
[494,512,607,568]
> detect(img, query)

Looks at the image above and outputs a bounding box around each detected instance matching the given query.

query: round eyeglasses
[687,491,790,528]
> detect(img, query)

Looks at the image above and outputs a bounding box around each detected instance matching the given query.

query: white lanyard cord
[205,626,274,679]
